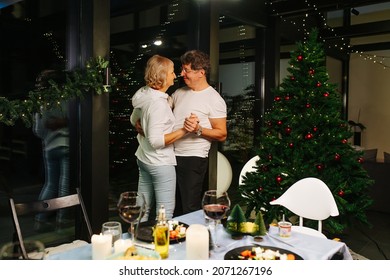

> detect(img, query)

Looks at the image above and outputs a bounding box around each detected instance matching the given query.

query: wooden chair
[9,188,92,259]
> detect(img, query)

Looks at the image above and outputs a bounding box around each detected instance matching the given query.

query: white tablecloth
[46,210,353,260]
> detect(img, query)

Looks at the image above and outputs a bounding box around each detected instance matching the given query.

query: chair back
[239,155,260,185]
[9,188,92,259]
[270,177,339,234]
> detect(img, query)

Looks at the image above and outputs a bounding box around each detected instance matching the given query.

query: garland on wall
[0,56,114,127]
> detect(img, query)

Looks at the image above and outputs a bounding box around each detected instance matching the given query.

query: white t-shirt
[171,86,227,158]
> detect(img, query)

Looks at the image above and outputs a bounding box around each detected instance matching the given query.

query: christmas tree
[254,211,267,236]
[226,204,247,236]
[226,204,268,236]
[238,29,373,234]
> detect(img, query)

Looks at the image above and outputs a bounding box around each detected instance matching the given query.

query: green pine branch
[0,56,115,127]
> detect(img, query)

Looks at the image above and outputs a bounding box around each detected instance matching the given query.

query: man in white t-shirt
[172,50,227,215]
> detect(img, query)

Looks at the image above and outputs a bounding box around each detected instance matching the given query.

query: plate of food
[107,245,161,260]
[224,245,303,260]
[136,220,188,244]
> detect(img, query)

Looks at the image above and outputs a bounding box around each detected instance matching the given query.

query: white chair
[269,177,339,238]
[216,151,232,194]
[238,155,260,185]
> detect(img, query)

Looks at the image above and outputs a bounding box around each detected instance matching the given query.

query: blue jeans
[36,146,70,223]
[137,159,176,221]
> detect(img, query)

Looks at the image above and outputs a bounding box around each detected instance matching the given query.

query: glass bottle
[154,205,169,259]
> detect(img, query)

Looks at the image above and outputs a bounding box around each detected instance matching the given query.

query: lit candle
[91,233,112,260]
[114,239,133,254]
[186,224,209,260]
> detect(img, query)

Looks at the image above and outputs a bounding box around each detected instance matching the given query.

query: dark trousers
[174,156,208,216]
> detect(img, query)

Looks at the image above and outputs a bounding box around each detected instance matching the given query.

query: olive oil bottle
[154,205,169,259]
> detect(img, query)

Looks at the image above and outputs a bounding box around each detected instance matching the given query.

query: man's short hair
[180,50,210,76]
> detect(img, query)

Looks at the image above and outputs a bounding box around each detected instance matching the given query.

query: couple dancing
[130,50,227,221]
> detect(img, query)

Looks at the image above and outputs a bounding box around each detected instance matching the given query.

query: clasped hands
[184,113,200,134]
[134,113,200,136]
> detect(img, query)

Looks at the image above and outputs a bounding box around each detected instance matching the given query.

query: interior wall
[349,50,390,161]
[280,54,390,161]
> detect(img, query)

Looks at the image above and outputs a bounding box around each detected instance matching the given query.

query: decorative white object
[216,151,232,194]
[113,239,133,254]
[269,177,338,239]
[186,224,209,260]
[239,155,260,185]
[91,233,112,260]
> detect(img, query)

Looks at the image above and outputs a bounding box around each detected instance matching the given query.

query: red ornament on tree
[358,157,364,164]
[341,139,348,144]
[316,82,322,87]
[305,103,311,108]
[285,95,291,101]
[334,153,341,161]
[338,190,345,197]
[277,120,283,126]
[288,142,294,148]
[297,55,303,61]
[274,96,282,102]
[309,69,315,76]
[313,126,318,132]
[257,187,263,192]
[276,175,283,184]
[290,76,296,81]
[316,164,324,171]
[323,92,330,97]
[285,127,292,134]
[305,133,313,140]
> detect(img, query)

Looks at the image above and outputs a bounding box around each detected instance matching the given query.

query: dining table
[45,210,353,260]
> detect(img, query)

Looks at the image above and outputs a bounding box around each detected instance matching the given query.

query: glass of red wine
[202,190,230,251]
[117,191,146,242]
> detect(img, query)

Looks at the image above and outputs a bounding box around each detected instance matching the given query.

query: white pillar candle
[186,224,209,260]
[114,239,133,254]
[91,233,112,260]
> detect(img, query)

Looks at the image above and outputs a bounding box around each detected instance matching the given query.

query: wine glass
[117,191,146,242]
[102,221,122,246]
[202,190,230,252]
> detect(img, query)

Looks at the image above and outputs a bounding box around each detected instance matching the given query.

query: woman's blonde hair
[144,55,174,90]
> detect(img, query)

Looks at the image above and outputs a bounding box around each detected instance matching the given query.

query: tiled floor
[339,210,390,260]
[1,184,389,260]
